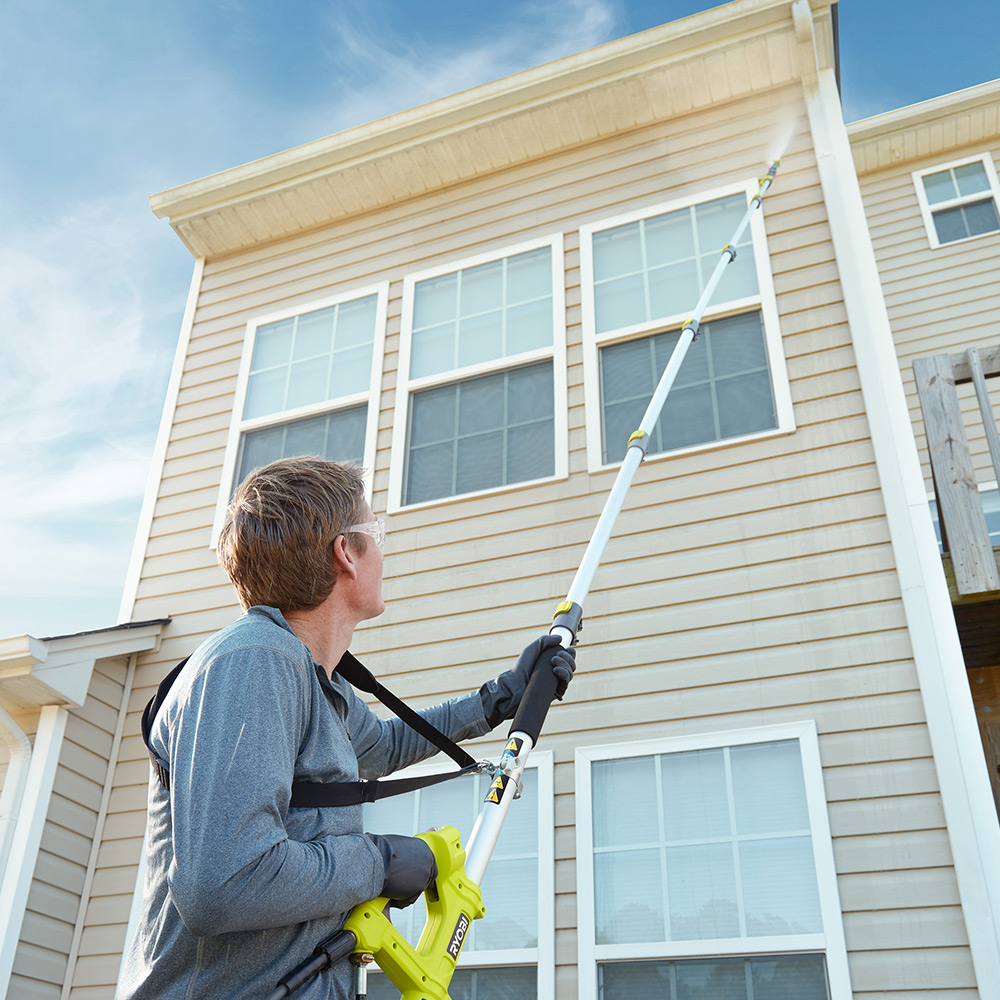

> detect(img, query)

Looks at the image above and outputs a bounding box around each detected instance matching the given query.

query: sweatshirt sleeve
[337,680,491,780]
[162,648,385,937]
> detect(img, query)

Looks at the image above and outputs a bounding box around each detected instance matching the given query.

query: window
[580,185,792,469]
[575,723,851,1000]
[213,285,387,542]
[361,754,555,999]
[390,239,567,509]
[914,154,1000,248]
[929,484,1000,552]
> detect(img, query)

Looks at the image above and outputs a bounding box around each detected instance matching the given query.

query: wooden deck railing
[913,344,1000,598]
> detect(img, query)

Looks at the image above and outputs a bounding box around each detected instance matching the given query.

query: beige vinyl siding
[856,138,1000,491]
[101,83,975,997]
[7,659,129,1000]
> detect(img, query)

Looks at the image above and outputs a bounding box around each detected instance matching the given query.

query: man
[118,457,574,999]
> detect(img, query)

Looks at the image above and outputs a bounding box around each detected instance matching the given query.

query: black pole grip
[507,642,565,743]
[265,929,357,1000]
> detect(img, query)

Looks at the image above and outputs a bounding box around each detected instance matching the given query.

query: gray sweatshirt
[117,606,490,1000]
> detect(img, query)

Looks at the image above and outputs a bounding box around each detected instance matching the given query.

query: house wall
[856,137,1000,492]
[101,82,978,998]
[5,658,128,1000]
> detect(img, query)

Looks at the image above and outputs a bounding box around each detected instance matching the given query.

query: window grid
[410,247,553,380]
[913,154,1000,248]
[598,314,775,464]
[580,182,792,473]
[593,746,813,946]
[245,295,377,420]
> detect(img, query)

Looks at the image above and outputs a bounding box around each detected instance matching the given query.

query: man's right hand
[366,833,438,909]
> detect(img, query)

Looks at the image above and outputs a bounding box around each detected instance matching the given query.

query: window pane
[336,295,379,348]
[449,966,538,1000]
[461,259,503,314]
[595,849,664,944]
[368,966,538,1000]
[410,322,457,379]
[595,273,646,334]
[458,311,504,368]
[412,249,552,379]
[922,168,957,204]
[410,383,457,447]
[661,748,729,841]
[293,307,337,359]
[730,741,809,835]
[953,161,990,197]
[246,296,376,420]
[675,957,747,1000]
[235,406,366,487]
[244,367,288,420]
[647,259,699,320]
[478,856,538,948]
[406,441,455,504]
[695,194,748,250]
[457,431,504,494]
[506,421,554,483]
[740,837,822,935]
[600,956,828,1000]
[286,358,329,409]
[506,298,552,355]
[593,756,659,848]
[600,312,775,463]
[964,198,1000,236]
[507,246,551,301]
[666,842,739,940]
[710,249,759,300]
[644,209,694,268]
[404,362,553,504]
[413,272,458,329]
[593,224,643,281]
[252,319,294,369]
[459,375,505,435]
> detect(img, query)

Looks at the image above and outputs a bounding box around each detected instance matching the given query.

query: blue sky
[2,0,998,640]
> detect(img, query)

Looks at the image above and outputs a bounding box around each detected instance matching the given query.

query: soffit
[152,0,837,259]
[848,79,1000,175]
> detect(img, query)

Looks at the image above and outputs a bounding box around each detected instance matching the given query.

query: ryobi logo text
[447,912,471,960]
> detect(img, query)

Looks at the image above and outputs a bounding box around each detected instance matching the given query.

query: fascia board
[0,622,165,708]
[150,0,828,228]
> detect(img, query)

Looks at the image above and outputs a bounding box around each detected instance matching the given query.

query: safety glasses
[347,518,385,549]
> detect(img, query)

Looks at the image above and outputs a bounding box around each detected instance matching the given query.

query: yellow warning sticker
[504,737,523,757]
[484,773,510,805]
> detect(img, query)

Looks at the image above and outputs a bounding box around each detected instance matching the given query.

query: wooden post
[913,353,1000,596]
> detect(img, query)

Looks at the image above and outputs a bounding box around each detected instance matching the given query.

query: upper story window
[575,723,852,1000]
[212,285,387,543]
[914,154,1000,248]
[389,238,567,510]
[362,754,554,999]
[580,184,793,470]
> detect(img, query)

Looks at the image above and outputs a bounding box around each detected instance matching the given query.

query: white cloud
[309,0,619,137]
[0,194,181,633]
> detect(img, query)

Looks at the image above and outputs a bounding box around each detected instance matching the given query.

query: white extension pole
[464,162,781,884]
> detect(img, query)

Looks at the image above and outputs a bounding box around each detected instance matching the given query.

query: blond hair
[218,457,367,611]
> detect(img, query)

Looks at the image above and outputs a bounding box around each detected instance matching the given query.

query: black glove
[479,634,576,730]
[366,833,438,909]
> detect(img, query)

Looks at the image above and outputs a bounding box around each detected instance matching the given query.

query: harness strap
[141,650,482,807]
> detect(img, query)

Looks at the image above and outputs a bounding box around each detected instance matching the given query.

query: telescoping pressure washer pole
[266,160,781,1000]
[463,159,781,883]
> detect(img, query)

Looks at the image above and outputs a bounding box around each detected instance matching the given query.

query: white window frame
[210,282,389,547]
[579,180,794,472]
[388,236,568,513]
[362,750,556,999]
[913,153,1000,250]
[575,721,851,1000]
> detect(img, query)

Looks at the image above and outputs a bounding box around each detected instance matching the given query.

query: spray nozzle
[767,159,780,177]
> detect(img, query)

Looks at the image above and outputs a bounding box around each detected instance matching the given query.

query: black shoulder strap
[141,651,483,808]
